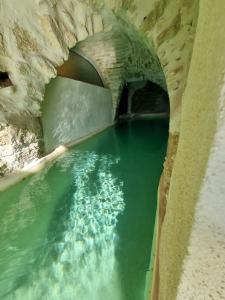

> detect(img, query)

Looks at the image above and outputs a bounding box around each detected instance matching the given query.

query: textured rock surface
[0,0,105,121]
[0,0,105,173]
[0,117,43,176]
[141,0,199,133]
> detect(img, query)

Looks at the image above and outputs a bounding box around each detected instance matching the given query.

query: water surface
[0,119,168,300]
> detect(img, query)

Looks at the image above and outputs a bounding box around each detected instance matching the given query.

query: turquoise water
[0,119,168,300]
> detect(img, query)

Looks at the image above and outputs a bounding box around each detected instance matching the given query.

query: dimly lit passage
[0,119,168,300]
[117,81,169,118]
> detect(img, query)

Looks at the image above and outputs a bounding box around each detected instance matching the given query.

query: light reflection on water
[2,151,125,300]
[1,119,169,300]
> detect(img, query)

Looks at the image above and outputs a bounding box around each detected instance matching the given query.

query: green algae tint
[0,119,168,300]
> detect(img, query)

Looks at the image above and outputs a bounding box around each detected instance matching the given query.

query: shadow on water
[0,119,168,300]
[113,120,168,300]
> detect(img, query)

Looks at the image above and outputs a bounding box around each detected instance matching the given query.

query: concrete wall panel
[41,77,113,153]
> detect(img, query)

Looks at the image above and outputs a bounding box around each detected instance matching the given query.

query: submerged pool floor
[0,119,168,300]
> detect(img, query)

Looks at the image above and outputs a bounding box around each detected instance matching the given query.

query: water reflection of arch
[57,48,105,88]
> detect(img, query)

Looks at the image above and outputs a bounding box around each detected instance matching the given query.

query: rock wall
[0,0,105,120]
[0,116,43,176]
[0,0,106,175]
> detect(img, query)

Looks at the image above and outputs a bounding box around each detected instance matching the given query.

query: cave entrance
[116,80,169,119]
[0,72,12,88]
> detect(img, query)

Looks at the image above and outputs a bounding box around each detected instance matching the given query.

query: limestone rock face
[0,117,43,176]
[0,0,105,122]
[0,0,105,175]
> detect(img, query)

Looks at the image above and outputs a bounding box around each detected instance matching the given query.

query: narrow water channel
[0,118,168,300]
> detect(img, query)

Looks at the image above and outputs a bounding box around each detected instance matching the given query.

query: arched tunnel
[117,81,169,118]
[41,33,169,154]
[56,48,170,119]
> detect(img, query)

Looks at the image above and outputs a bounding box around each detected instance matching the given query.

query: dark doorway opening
[0,72,12,88]
[116,81,169,119]
[117,84,129,116]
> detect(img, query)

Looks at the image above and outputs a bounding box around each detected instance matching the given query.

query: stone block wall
[74,26,166,114]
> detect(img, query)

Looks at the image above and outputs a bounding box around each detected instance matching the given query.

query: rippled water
[9,152,125,300]
[0,119,168,300]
